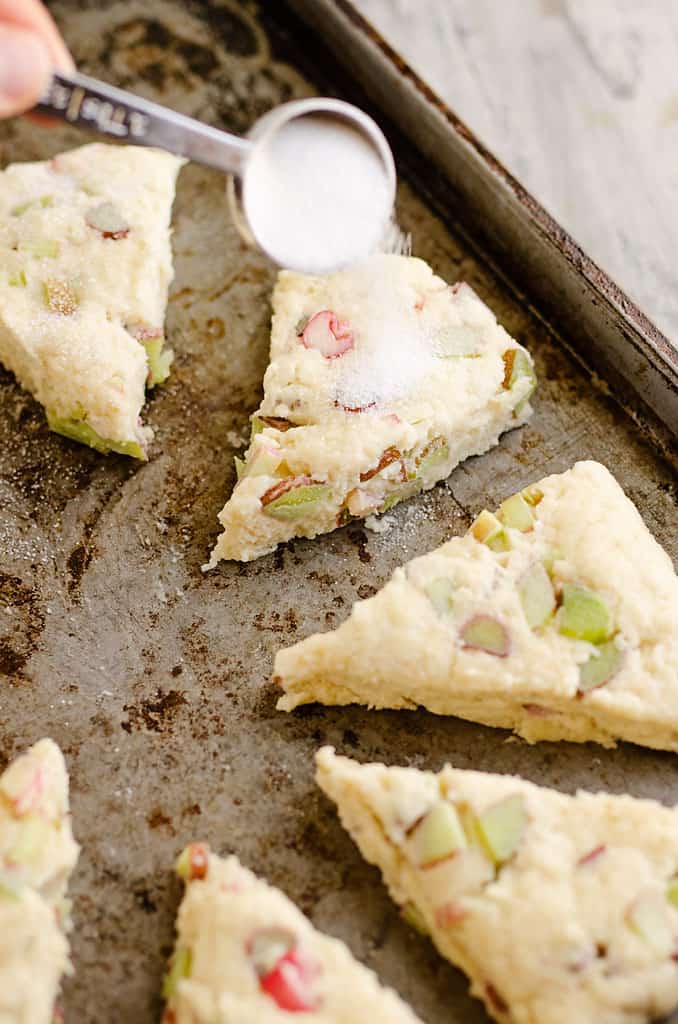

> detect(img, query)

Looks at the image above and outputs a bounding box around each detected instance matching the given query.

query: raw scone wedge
[162,843,424,1022]
[0,143,183,458]
[0,738,79,1023]
[208,254,535,563]
[317,747,678,1024]
[276,461,678,752]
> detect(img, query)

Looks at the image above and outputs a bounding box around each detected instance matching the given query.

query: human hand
[0,0,73,118]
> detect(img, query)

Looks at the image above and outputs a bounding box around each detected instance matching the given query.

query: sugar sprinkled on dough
[329,258,439,408]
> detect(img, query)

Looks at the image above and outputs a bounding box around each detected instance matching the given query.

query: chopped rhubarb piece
[497,492,534,532]
[261,477,331,520]
[379,480,420,513]
[360,447,402,483]
[345,483,384,518]
[578,640,623,693]
[234,456,246,481]
[558,585,613,644]
[248,928,321,1012]
[407,800,467,867]
[18,238,59,258]
[626,892,674,956]
[577,844,606,867]
[424,578,456,617]
[125,323,163,342]
[8,270,26,287]
[521,484,544,506]
[435,901,470,927]
[460,615,511,657]
[518,563,556,629]
[11,194,53,216]
[502,348,536,393]
[175,842,209,882]
[401,901,429,935]
[259,416,294,431]
[85,202,130,239]
[162,947,192,1000]
[476,795,527,865]
[469,510,510,553]
[0,762,44,817]
[43,280,79,316]
[485,983,509,1016]
[415,436,450,478]
[667,877,678,908]
[301,310,353,358]
[522,703,554,717]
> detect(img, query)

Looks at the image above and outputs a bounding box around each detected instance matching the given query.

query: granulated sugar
[243,113,393,274]
[328,257,439,409]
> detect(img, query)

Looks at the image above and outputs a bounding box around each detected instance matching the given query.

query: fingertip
[0,26,51,118]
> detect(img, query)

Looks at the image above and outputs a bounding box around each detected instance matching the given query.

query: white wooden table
[354,0,678,345]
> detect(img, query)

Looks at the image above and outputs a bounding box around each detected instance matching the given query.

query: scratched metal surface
[0,2,675,1022]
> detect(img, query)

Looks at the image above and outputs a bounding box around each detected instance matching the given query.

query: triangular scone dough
[0,143,183,457]
[0,739,79,1023]
[0,886,71,1024]
[163,845,424,1023]
[317,747,678,1024]
[276,461,678,752]
[208,254,535,563]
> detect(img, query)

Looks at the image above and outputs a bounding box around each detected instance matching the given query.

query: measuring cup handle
[35,70,251,176]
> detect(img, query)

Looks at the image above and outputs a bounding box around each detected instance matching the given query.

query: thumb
[0,25,51,118]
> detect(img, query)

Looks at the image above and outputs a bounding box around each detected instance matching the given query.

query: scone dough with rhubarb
[162,844,424,1023]
[317,747,678,1024]
[0,142,183,457]
[0,739,79,1023]
[276,461,678,752]
[208,254,535,563]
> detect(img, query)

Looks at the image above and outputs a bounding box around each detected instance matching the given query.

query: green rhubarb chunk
[626,893,674,956]
[416,437,449,478]
[518,563,556,629]
[262,484,331,520]
[401,902,429,935]
[47,410,145,460]
[409,801,467,867]
[578,639,623,692]
[162,947,192,1000]
[143,336,173,387]
[380,481,420,513]
[250,416,264,442]
[470,510,510,553]
[666,878,678,908]
[521,484,544,506]
[497,492,535,532]
[8,270,27,287]
[234,456,245,481]
[542,547,564,574]
[11,195,53,216]
[558,584,613,644]
[476,795,527,865]
[460,615,511,657]
[424,578,455,617]
[502,348,537,398]
[18,238,59,258]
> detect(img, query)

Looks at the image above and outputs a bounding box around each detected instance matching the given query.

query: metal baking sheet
[0,2,675,1021]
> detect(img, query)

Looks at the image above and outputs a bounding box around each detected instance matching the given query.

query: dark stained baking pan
[0,1,675,1021]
